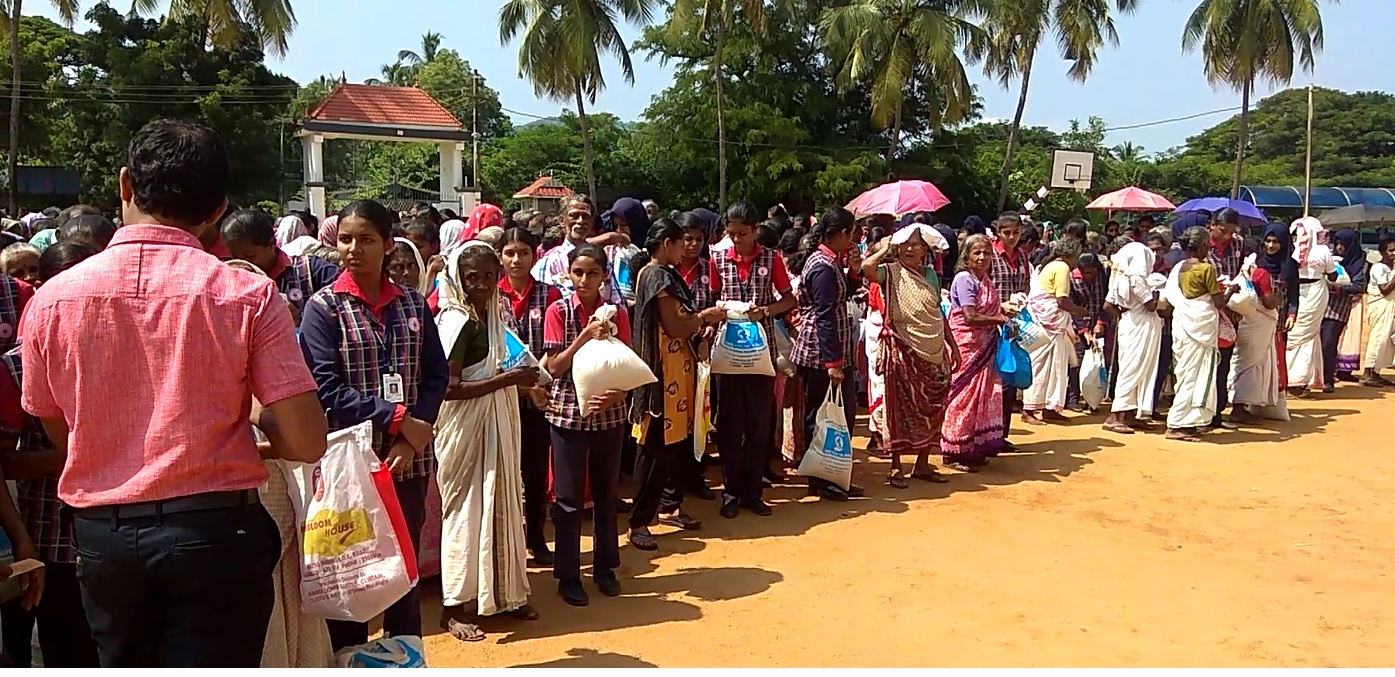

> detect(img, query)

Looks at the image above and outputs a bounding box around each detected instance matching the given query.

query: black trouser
[1320,318,1347,387]
[326,475,427,651]
[72,493,279,667]
[519,403,552,552]
[713,373,775,503]
[0,561,99,667]
[549,425,624,582]
[1154,325,1174,406]
[629,421,693,529]
[1213,345,1235,423]
[1001,385,1017,444]
[798,365,857,491]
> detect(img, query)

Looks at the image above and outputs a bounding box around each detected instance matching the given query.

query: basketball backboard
[1050,149,1095,192]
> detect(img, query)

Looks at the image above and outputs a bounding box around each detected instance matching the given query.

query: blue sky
[31,0,1395,152]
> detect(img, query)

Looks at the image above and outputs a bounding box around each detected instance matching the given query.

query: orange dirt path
[423,388,1393,667]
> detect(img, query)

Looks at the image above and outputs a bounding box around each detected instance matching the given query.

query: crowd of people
[0,118,1391,668]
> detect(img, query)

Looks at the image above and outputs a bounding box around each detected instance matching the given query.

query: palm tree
[821,0,986,162]
[667,0,792,209]
[983,0,1138,211]
[1182,0,1325,198]
[398,31,444,71]
[136,0,298,56]
[366,61,413,86]
[499,0,656,199]
[2,0,77,215]
[1111,141,1146,163]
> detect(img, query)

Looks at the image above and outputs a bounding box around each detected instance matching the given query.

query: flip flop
[657,513,702,530]
[886,474,908,489]
[628,530,658,551]
[444,618,486,642]
[910,471,949,484]
[1103,421,1135,435]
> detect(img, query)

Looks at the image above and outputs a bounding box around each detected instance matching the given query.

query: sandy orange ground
[422,387,1393,667]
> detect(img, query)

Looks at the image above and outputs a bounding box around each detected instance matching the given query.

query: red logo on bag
[312,466,324,501]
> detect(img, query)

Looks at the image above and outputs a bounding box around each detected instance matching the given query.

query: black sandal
[886,473,908,489]
[910,471,949,484]
[657,512,702,530]
[945,461,979,473]
[628,529,658,551]
[508,604,539,621]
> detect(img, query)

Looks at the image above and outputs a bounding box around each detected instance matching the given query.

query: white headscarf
[1108,241,1157,304]
[439,219,466,255]
[1290,216,1324,268]
[890,223,949,251]
[281,235,320,257]
[275,215,309,247]
[393,237,431,296]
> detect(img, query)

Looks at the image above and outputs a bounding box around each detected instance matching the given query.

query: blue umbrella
[1172,197,1267,227]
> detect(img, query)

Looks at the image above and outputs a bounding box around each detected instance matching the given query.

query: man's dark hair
[125,118,228,227]
[220,208,276,247]
[1064,218,1089,240]
[58,204,102,224]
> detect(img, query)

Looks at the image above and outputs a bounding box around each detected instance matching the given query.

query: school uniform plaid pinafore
[988,248,1030,301]
[543,299,628,431]
[276,255,319,316]
[789,247,853,369]
[0,275,22,353]
[308,284,435,479]
[711,247,779,362]
[2,347,72,563]
[684,259,715,311]
[1209,239,1245,326]
[501,281,556,357]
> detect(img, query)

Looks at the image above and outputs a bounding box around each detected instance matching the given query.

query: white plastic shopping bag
[1078,345,1108,410]
[693,361,714,462]
[571,304,656,415]
[336,636,428,668]
[710,301,775,377]
[283,422,414,623]
[1334,263,1351,288]
[795,387,853,490]
[501,326,552,386]
[1226,277,1263,317]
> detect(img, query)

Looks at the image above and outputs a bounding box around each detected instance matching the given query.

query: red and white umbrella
[845,180,951,216]
[1085,186,1175,211]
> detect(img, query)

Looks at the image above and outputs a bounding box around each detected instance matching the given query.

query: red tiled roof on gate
[305,83,462,129]
[513,176,572,200]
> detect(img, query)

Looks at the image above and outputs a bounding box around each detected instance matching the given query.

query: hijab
[1255,221,1299,315]
[602,197,651,235]
[1333,228,1366,281]
[317,215,339,248]
[463,204,504,243]
[275,215,308,247]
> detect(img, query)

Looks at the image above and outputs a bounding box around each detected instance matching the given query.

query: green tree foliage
[23,6,296,207]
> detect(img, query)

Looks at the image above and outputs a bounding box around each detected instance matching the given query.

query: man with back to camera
[19,118,329,667]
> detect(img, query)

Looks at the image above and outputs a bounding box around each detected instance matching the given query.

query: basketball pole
[1303,83,1314,217]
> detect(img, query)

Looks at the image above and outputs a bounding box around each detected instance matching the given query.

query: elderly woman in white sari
[1361,237,1395,386]
[1164,227,1233,442]
[1021,237,1087,425]
[434,242,540,642]
[1102,241,1162,434]
[1285,217,1336,397]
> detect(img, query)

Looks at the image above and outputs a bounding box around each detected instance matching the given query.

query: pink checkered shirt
[19,224,317,508]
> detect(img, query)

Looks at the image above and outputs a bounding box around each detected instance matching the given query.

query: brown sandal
[1103,421,1135,435]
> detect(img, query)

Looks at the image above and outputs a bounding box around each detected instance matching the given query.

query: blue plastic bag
[995,326,1033,390]
[336,636,428,668]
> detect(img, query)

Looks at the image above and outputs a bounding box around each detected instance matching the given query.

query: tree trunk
[995,49,1035,213]
[1230,79,1251,200]
[714,19,728,210]
[887,105,903,161]
[574,86,597,199]
[8,0,22,216]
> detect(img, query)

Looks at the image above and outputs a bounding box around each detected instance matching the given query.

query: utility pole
[470,71,480,188]
[1302,83,1315,217]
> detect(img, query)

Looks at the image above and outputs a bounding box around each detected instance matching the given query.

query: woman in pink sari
[940,234,1012,472]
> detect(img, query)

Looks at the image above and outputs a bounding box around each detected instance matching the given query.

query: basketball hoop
[1050,150,1095,194]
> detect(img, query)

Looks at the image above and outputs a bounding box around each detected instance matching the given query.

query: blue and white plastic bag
[501,327,552,385]
[795,387,853,490]
[336,636,428,668]
[710,302,775,377]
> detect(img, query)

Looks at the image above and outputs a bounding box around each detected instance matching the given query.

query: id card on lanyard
[369,298,409,404]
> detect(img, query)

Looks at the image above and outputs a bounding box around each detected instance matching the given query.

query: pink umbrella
[1085,186,1175,211]
[845,180,950,216]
